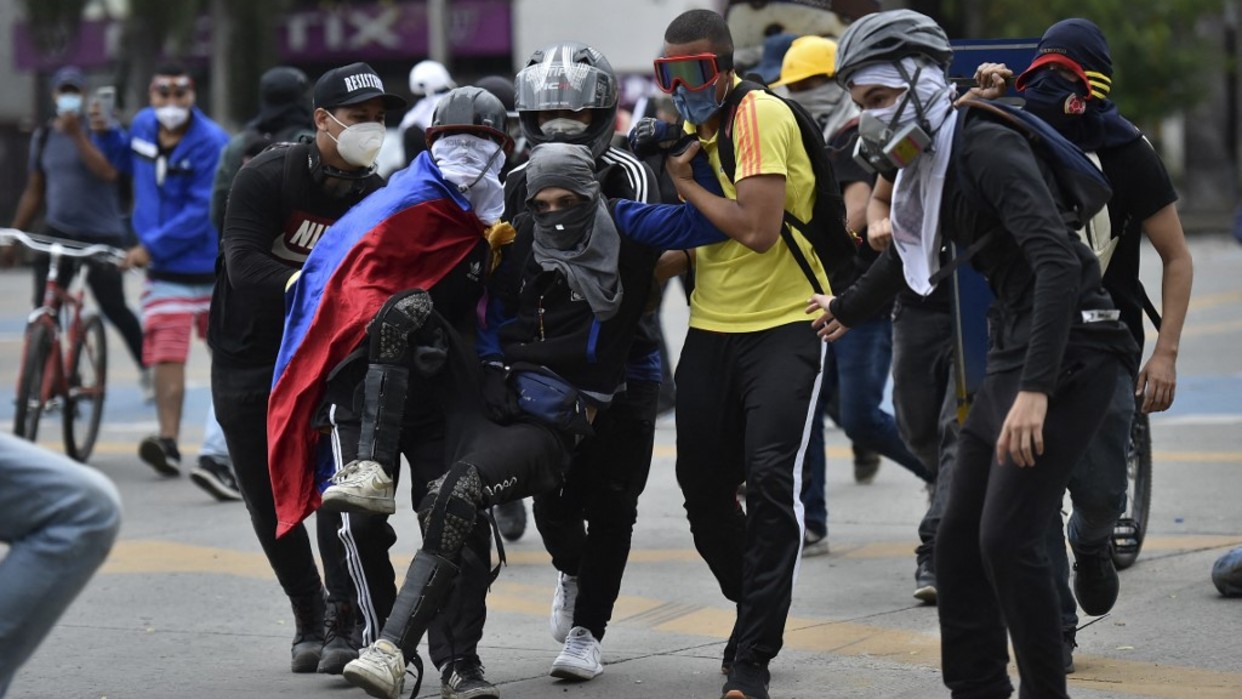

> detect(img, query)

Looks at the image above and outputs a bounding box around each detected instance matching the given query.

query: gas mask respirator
[853,91,932,176]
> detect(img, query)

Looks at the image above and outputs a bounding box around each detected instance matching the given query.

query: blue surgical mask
[56,93,82,115]
[672,84,724,125]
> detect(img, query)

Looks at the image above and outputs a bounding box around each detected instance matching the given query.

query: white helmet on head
[409,60,456,96]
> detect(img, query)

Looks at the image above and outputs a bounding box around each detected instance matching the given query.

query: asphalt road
[2,234,1241,698]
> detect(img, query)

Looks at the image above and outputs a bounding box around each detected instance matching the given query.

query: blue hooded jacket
[110,106,229,279]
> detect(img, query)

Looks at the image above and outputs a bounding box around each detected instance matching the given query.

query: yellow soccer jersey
[686,81,829,333]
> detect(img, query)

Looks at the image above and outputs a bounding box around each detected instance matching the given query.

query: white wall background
[512,0,721,74]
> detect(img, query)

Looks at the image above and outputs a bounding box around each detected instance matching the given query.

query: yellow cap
[771,35,838,87]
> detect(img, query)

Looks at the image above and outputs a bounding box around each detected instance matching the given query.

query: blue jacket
[111,106,229,278]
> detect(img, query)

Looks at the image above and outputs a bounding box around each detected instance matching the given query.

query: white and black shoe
[550,626,603,681]
[190,455,242,501]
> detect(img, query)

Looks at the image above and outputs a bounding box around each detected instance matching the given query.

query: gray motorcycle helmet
[426,86,514,154]
[515,41,618,160]
[834,9,953,87]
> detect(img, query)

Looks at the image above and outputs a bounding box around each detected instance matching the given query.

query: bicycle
[2,228,126,462]
[1112,397,1153,570]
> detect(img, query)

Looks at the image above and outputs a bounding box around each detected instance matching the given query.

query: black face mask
[531,201,595,250]
[1021,70,1090,135]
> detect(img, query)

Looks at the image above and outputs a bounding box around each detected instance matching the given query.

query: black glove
[629,117,693,157]
[481,361,519,424]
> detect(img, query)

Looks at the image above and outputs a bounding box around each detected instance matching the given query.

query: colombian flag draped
[268,153,484,537]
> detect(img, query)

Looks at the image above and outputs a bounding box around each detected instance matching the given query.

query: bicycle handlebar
[0,228,127,266]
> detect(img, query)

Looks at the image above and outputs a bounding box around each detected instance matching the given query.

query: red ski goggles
[654,53,733,93]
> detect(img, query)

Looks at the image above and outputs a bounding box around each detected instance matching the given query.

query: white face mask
[431,134,506,225]
[56,94,83,115]
[155,105,189,130]
[540,117,588,137]
[327,112,386,169]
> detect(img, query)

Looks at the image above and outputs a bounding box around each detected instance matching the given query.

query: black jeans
[210,362,352,603]
[533,379,659,640]
[936,351,1120,699]
[891,300,960,568]
[1048,363,1135,629]
[674,322,825,667]
[32,246,145,371]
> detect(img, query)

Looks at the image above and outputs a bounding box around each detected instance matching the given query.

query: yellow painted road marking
[1182,318,1242,338]
[1187,288,1242,312]
[96,538,1242,696]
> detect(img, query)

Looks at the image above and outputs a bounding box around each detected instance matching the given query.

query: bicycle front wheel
[14,322,53,441]
[63,314,107,462]
[1112,406,1153,570]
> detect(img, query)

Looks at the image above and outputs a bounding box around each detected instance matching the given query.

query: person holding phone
[8,66,147,384]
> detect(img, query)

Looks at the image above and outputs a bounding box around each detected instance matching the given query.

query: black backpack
[929,97,1114,287]
[717,80,860,294]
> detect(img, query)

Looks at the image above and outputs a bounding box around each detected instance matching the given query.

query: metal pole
[428,0,449,66]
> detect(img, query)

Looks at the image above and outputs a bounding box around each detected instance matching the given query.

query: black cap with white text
[313,62,407,111]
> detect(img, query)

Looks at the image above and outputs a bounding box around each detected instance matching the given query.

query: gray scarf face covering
[525,143,623,320]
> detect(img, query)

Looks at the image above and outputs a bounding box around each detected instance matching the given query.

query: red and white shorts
[141,280,212,365]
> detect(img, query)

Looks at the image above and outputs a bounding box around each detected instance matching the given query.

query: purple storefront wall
[13,0,512,70]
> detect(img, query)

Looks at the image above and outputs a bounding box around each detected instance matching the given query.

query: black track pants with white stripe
[674,322,826,667]
[326,389,492,671]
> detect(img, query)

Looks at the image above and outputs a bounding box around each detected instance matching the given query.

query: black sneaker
[853,446,881,484]
[1073,550,1120,616]
[442,655,499,699]
[317,598,360,675]
[494,499,527,542]
[913,560,937,604]
[190,455,242,501]
[139,435,181,476]
[1063,626,1077,674]
[722,661,770,699]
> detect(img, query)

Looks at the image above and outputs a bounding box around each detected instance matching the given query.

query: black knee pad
[418,463,484,557]
[367,289,433,363]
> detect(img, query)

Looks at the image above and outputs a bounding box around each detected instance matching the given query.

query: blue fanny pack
[510,364,593,437]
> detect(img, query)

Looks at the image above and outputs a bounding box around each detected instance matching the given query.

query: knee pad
[368,289,433,363]
[417,463,484,557]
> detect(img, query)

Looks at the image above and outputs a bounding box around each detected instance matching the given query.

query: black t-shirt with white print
[208,142,383,370]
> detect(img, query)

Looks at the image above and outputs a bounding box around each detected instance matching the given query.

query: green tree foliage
[942,0,1226,125]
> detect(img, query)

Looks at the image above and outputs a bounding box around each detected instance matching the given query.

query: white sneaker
[550,626,603,680]
[321,460,396,515]
[343,639,406,699]
[550,571,579,643]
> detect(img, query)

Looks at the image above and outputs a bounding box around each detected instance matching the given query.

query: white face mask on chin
[155,105,189,130]
[327,112,386,169]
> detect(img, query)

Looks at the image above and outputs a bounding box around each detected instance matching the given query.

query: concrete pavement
[2,235,1241,698]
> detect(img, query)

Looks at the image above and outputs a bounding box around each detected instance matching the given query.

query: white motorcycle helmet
[409,60,456,97]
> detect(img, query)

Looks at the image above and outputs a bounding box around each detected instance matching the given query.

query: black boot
[383,550,460,661]
[318,597,361,674]
[290,591,326,673]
